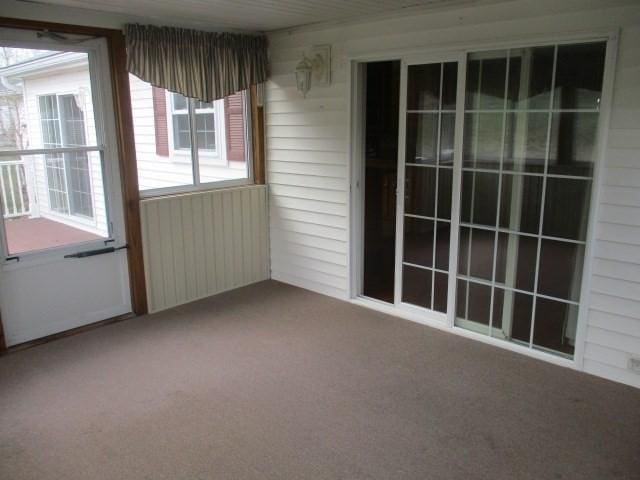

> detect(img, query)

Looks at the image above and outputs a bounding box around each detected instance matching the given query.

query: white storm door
[0,27,131,346]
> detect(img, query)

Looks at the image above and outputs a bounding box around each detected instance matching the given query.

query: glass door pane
[0,46,108,256]
[401,61,457,312]
[455,41,607,358]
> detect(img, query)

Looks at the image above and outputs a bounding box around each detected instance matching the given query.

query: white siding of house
[140,185,269,312]
[128,74,248,191]
[22,66,108,236]
[265,0,640,387]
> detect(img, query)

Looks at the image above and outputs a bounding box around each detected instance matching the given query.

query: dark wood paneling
[107,31,149,315]
[250,84,266,185]
[0,312,6,354]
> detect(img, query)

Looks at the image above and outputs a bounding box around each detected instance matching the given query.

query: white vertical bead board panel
[140,185,269,312]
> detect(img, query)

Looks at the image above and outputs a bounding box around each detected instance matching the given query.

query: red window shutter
[224,92,246,162]
[151,86,169,157]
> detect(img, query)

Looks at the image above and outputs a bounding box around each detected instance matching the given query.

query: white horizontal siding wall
[140,185,269,313]
[266,65,349,299]
[587,21,640,387]
[266,0,640,387]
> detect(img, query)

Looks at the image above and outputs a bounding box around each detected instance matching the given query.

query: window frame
[140,89,253,199]
[166,91,227,164]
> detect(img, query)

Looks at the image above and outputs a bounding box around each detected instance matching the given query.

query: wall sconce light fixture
[295,56,313,98]
[295,45,331,97]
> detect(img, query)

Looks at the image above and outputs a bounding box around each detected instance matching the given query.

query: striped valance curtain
[125,24,268,102]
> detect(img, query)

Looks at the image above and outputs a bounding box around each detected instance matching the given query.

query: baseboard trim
[2,312,136,355]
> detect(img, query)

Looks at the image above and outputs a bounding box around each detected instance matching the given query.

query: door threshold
[2,312,136,355]
[352,296,449,331]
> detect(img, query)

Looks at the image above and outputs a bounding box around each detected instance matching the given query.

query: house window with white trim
[38,93,94,219]
[129,76,251,195]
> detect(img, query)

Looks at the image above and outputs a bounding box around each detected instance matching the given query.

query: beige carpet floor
[1,280,639,480]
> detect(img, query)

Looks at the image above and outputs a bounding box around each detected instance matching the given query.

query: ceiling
[19,0,489,32]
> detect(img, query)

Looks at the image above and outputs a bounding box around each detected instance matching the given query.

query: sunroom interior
[0,0,639,479]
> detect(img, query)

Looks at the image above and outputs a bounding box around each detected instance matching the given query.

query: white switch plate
[628,356,640,374]
[311,45,331,86]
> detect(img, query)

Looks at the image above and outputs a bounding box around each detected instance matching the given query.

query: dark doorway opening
[362,60,400,303]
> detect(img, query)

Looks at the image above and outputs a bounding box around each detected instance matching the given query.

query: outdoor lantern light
[295,45,331,98]
[295,56,313,97]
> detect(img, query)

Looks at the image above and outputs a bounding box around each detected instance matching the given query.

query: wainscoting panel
[140,185,269,312]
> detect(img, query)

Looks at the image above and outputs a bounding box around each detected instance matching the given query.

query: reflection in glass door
[455,42,607,357]
[399,61,457,312]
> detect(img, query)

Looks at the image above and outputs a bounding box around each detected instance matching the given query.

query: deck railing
[0,160,30,218]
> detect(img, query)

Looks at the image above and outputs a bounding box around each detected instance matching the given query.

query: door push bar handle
[64,245,128,259]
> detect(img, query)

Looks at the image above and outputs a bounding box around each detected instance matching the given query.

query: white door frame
[348,28,619,372]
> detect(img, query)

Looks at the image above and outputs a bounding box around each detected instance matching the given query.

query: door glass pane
[494,233,537,292]
[456,41,606,358]
[553,42,606,110]
[460,171,499,226]
[402,265,431,309]
[402,61,457,313]
[434,221,450,271]
[499,174,542,234]
[0,47,108,256]
[507,46,554,110]
[463,113,503,169]
[503,112,549,173]
[498,289,534,345]
[406,113,438,165]
[537,240,584,302]
[548,112,598,177]
[542,178,591,241]
[465,51,507,110]
[404,166,436,217]
[440,113,455,166]
[533,299,578,356]
[403,217,433,267]
[441,62,458,110]
[407,64,440,110]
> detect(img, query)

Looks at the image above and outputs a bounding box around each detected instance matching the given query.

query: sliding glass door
[454,42,606,357]
[385,38,609,360]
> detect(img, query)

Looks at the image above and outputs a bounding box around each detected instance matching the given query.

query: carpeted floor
[1,280,639,480]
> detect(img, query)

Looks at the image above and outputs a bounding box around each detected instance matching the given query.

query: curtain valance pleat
[125,24,268,102]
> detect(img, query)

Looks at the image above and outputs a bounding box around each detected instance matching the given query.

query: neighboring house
[0,52,107,234]
[129,74,247,192]
[0,52,247,235]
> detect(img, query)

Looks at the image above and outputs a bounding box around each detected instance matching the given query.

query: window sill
[139,177,254,199]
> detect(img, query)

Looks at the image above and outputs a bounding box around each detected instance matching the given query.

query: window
[130,76,251,195]
[38,94,93,218]
[171,93,191,150]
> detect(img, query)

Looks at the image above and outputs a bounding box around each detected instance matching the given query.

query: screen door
[0,27,131,346]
